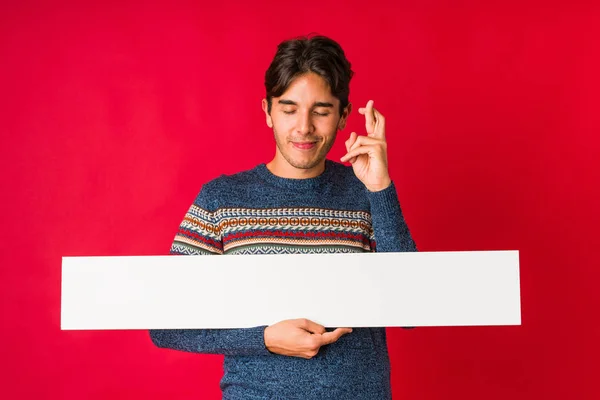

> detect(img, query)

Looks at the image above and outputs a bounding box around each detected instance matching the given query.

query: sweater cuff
[365,181,417,252]
[246,325,271,356]
[365,181,401,217]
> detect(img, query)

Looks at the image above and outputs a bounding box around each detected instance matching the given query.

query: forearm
[149,326,271,356]
[367,181,417,253]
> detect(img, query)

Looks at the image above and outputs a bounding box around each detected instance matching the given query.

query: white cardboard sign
[61,251,521,329]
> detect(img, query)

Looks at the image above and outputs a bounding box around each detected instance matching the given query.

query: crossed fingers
[341,100,387,163]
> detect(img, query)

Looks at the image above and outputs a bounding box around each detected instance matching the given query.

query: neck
[266,158,326,179]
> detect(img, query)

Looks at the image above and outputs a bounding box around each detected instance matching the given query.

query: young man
[150,34,416,399]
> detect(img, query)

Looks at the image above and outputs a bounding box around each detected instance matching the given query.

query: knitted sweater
[149,159,417,399]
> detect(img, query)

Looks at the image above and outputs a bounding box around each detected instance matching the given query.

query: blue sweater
[150,160,417,399]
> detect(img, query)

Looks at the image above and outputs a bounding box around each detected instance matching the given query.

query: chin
[289,158,324,170]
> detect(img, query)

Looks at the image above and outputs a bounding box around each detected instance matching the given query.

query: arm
[149,327,270,356]
[340,100,417,253]
[366,181,417,253]
[148,186,271,356]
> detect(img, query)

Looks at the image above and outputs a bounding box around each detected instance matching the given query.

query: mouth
[291,142,317,150]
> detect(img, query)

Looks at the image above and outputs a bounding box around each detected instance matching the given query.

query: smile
[292,142,317,150]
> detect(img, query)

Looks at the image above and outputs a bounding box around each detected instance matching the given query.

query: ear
[262,98,273,128]
[337,103,352,130]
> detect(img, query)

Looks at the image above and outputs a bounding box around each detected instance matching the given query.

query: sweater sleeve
[149,185,271,356]
[366,181,417,253]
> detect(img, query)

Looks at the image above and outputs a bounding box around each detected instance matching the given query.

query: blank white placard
[60,251,521,330]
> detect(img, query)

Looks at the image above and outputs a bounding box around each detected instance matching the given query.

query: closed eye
[282,110,330,116]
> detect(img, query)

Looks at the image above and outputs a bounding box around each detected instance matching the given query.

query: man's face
[262,72,350,176]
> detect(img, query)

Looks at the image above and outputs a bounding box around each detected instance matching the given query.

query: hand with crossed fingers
[340,100,392,192]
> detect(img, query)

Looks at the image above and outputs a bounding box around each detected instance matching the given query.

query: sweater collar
[254,159,335,190]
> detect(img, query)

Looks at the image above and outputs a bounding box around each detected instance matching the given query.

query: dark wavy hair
[264,34,354,116]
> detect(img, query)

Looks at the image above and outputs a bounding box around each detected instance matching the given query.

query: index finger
[320,327,353,345]
[298,318,326,335]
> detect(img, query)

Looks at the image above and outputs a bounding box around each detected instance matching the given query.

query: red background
[1,1,599,398]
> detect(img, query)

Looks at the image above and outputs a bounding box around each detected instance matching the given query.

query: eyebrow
[278,99,334,108]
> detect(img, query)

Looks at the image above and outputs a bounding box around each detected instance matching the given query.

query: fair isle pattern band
[171,205,375,255]
[225,244,367,255]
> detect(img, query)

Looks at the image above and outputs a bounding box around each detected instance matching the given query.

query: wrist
[264,325,273,350]
[366,178,392,192]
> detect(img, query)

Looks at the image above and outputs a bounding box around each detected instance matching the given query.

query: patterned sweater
[149,160,417,399]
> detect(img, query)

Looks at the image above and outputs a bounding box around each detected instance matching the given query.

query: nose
[296,110,314,136]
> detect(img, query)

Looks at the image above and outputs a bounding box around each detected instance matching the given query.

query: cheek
[318,119,339,134]
[272,116,295,132]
